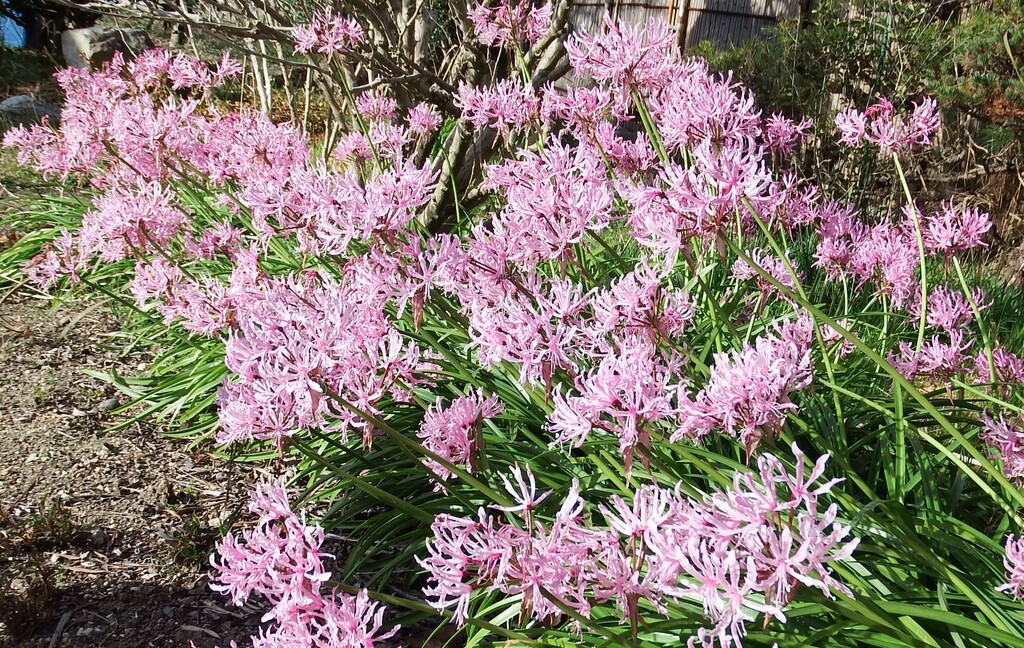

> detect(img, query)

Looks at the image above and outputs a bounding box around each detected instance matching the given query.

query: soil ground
[0,294,263,647]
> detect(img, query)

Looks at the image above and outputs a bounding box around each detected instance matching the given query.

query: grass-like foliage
[4,8,1024,648]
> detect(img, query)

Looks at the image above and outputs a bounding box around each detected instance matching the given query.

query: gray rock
[0,95,61,127]
[61,26,152,70]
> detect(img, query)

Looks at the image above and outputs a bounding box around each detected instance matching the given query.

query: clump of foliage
[0,497,81,639]
[698,0,1024,177]
[6,4,1024,648]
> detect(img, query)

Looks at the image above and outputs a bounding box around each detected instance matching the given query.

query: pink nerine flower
[468,0,553,48]
[999,535,1024,600]
[217,275,428,448]
[418,390,504,486]
[889,330,972,384]
[406,102,442,138]
[211,479,399,647]
[971,348,1024,394]
[981,412,1024,484]
[675,321,814,455]
[565,15,678,93]
[835,96,940,153]
[456,79,540,143]
[923,198,991,261]
[293,10,364,55]
[421,447,857,647]
[762,113,813,156]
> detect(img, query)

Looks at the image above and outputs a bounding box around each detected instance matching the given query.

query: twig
[47,610,73,648]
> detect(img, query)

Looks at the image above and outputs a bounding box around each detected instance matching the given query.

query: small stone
[0,95,61,127]
[163,606,175,619]
[62,26,152,70]
[97,397,119,412]
[89,528,107,548]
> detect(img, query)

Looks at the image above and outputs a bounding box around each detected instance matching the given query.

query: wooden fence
[569,0,807,50]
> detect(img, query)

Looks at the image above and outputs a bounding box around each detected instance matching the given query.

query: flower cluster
[418,390,504,485]
[835,96,937,152]
[468,0,553,48]
[456,79,540,143]
[421,447,857,647]
[1001,535,1024,601]
[9,8,1024,644]
[835,96,940,153]
[293,10,364,55]
[218,275,428,449]
[211,479,398,647]
[762,113,813,156]
[676,318,814,454]
[982,412,1024,484]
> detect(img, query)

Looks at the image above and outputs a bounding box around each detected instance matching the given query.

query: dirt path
[0,294,262,647]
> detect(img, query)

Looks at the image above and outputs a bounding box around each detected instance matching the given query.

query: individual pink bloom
[418,390,504,486]
[130,257,184,306]
[495,463,551,520]
[668,541,779,645]
[812,202,864,278]
[468,0,552,48]
[999,535,1024,600]
[210,478,332,609]
[456,79,540,143]
[355,89,398,123]
[622,136,775,266]
[649,62,761,152]
[587,259,695,342]
[972,348,1024,392]
[981,412,1024,484]
[541,84,618,134]
[762,113,813,156]
[212,51,244,84]
[249,589,398,648]
[483,137,615,264]
[167,53,213,89]
[77,180,186,263]
[599,485,677,549]
[565,15,678,93]
[889,330,972,383]
[766,172,822,231]
[549,336,678,475]
[294,10,364,55]
[420,475,607,626]
[331,132,373,165]
[216,275,429,448]
[406,103,442,138]
[128,49,172,88]
[835,96,940,153]
[907,284,987,334]
[688,136,775,236]
[454,250,587,387]
[674,326,813,455]
[922,198,991,261]
[830,216,919,308]
[834,106,868,148]
[907,97,941,147]
[25,229,83,288]
[211,480,399,647]
[292,24,319,53]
